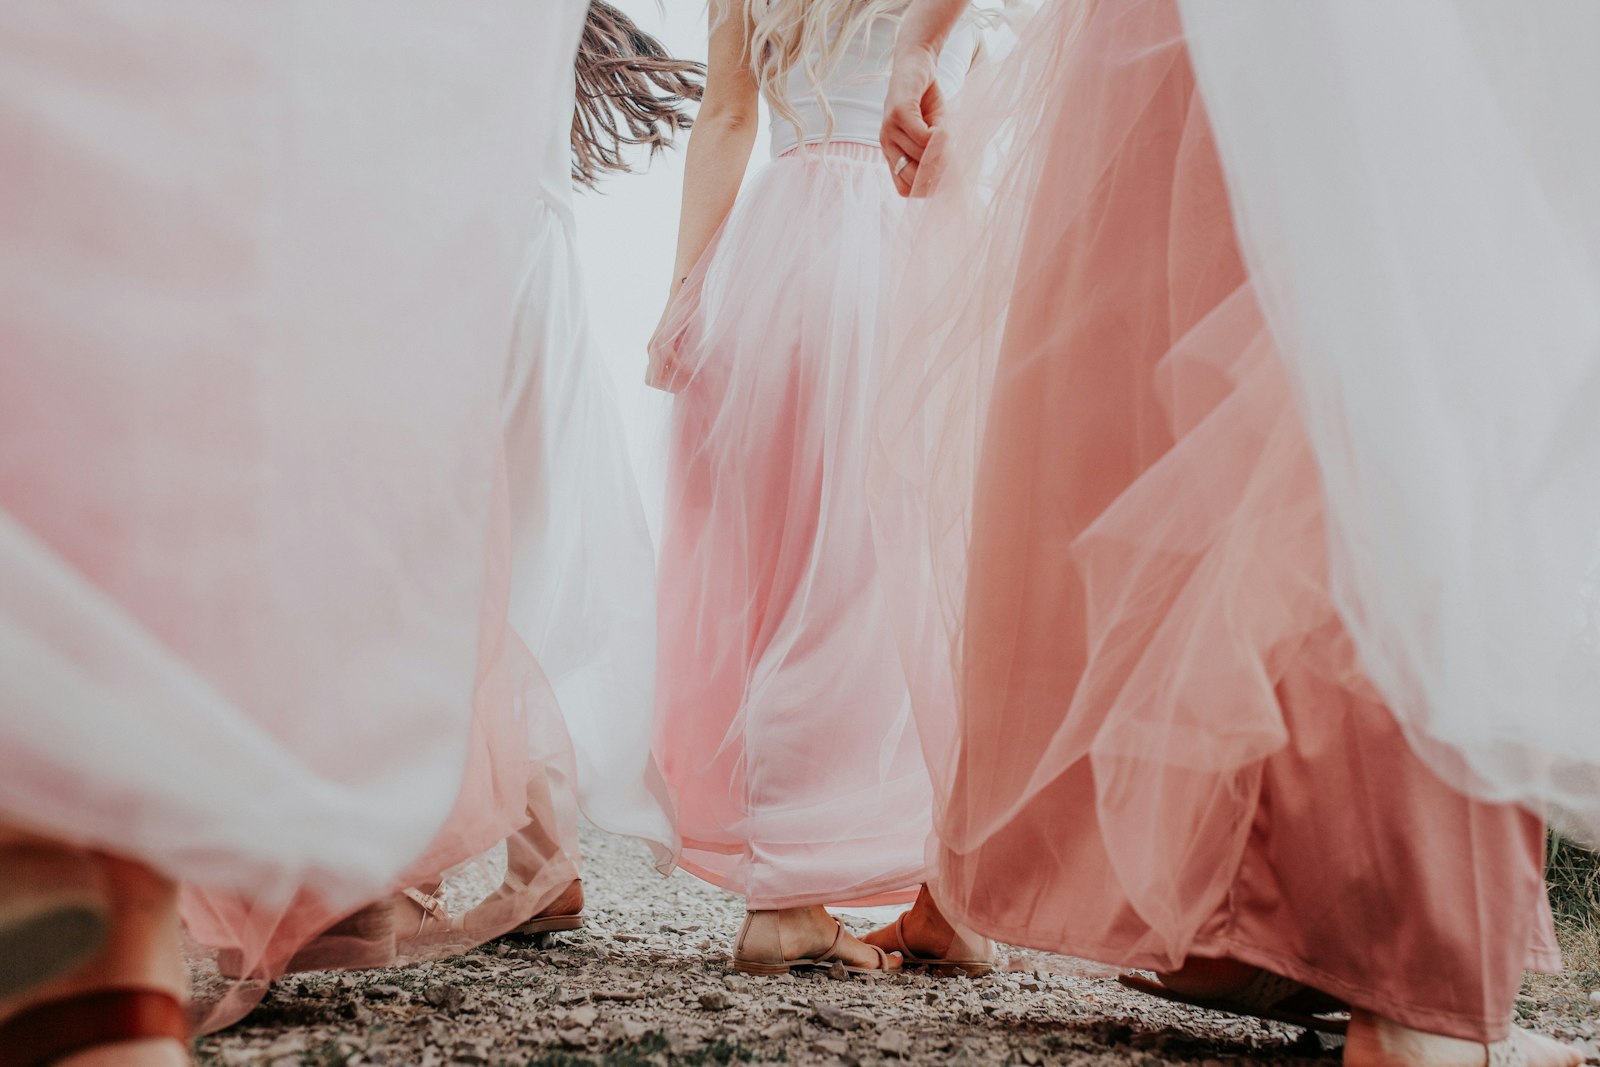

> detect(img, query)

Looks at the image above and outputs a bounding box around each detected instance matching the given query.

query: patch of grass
[682,1039,759,1065]
[1548,831,1600,930]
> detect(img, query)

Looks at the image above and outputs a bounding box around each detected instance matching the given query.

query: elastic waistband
[773,139,884,164]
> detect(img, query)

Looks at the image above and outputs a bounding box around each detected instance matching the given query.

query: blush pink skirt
[873,0,1557,1042]
[651,144,931,908]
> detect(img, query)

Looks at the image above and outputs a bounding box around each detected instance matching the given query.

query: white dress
[0,0,590,1022]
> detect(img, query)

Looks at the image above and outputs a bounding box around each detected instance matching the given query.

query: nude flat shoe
[509,880,584,936]
[732,911,900,976]
[880,914,995,977]
[0,845,111,1001]
[1119,968,1349,1034]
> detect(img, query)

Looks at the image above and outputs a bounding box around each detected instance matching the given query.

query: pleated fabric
[872,0,1557,1041]
[651,144,931,908]
[0,0,586,1028]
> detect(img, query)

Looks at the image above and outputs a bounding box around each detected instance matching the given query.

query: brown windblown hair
[572,2,705,189]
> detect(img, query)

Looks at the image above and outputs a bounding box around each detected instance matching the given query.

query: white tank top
[767,14,980,158]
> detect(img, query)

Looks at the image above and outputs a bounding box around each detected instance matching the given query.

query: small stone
[617,1019,655,1041]
[613,932,645,943]
[557,1027,588,1047]
[262,1036,307,1058]
[559,1005,599,1029]
[1589,990,1600,1007]
[363,984,404,1000]
[812,1001,868,1031]
[699,990,731,1011]
[422,984,466,1012]
[813,1037,851,1057]
[723,975,750,993]
[1020,1050,1044,1066]
[1019,978,1042,992]
[827,960,850,981]
[876,1030,912,1058]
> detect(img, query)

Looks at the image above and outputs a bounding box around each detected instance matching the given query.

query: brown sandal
[1119,969,1349,1034]
[0,845,111,1001]
[877,914,996,977]
[732,912,900,976]
[0,987,188,1067]
[509,879,584,936]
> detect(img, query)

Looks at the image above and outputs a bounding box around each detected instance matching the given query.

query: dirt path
[197,828,1600,1066]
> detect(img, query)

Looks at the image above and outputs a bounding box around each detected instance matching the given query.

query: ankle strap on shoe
[0,987,187,1067]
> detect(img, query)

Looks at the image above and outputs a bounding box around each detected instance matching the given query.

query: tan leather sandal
[732,911,900,976]
[0,845,111,1001]
[509,879,584,936]
[1119,968,1349,1034]
[878,913,996,977]
[0,987,189,1067]
[216,880,448,979]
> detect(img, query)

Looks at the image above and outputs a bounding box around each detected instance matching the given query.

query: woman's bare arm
[665,7,760,295]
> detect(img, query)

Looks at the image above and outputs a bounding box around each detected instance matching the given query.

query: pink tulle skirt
[873,0,1556,1041]
[651,143,930,909]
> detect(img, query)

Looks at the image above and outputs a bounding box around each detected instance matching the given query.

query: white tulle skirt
[1177,1,1600,834]
[649,143,932,908]
[503,195,676,862]
[0,0,588,1026]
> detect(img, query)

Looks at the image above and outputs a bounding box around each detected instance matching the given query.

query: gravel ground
[197,828,1600,1067]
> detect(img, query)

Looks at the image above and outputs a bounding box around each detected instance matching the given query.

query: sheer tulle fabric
[872,0,1547,969]
[651,145,930,908]
[1176,1,1600,836]
[0,0,586,1027]
[504,140,677,870]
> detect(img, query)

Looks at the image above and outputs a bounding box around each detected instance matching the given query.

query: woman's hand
[881,47,943,197]
[881,0,970,196]
[645,282,690,393]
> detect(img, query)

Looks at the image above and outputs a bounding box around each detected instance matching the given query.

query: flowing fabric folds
[870,0,1558,978]
[1175,1,1600,836]
[652,145,931,908]
[502,69,677,868]
[0,0,586,1027]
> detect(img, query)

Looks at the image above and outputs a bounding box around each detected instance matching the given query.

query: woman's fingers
[885,128,928,197]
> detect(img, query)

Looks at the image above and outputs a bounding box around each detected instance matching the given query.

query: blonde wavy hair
[712,0,909,138]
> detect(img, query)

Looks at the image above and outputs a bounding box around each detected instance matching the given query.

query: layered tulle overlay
[651,145,930,908]
[0,0,587,1028]
[503,94,677,870]
[873,0,1557,1039]
[1176,1,1600,834]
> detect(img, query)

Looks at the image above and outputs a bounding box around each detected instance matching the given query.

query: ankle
[901,887,959,955]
